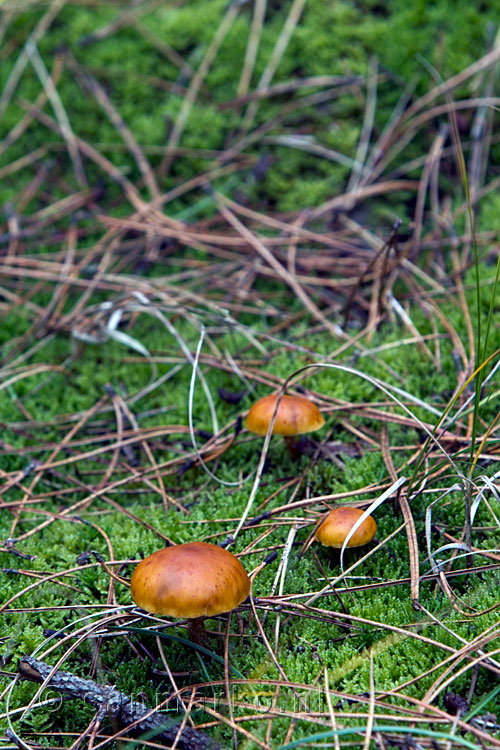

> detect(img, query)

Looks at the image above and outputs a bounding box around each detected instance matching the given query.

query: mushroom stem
[284,435,299,460]
[188,617,209,646]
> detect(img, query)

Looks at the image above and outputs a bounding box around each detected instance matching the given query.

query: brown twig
[17,655,218,750]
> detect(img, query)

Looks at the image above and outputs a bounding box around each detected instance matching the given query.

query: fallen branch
[17,655,218,750]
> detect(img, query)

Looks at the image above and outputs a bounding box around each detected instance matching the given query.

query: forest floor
[2,2,500,749]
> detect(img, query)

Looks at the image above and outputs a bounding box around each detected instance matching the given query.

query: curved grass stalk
[5,605,136,749]
[231,360,469,547]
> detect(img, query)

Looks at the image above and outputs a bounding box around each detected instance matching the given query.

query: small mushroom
[245,393,325,458]
[130,542,250,644]
[315,507,377,549]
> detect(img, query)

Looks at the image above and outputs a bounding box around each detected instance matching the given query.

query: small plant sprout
[245,393,325,458]
[130,542,250,645]
[315,507,377,549]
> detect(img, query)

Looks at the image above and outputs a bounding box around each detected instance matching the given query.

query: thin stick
[17,656,216,750]
[159,1,240,177]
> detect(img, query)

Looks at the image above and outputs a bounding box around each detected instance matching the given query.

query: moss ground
[2,2,500,749]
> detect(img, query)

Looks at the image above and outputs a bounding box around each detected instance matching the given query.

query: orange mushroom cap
[315,507,377,548]
[245,394,325,437]
[130,542,250,618]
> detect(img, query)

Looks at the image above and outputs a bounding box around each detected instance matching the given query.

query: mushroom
[245,393,325,458]
[315,506,377,549]
[130,542,250,644]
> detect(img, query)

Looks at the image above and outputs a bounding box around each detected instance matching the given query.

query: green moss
[2,0,499,215]
[2,1,500,746]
